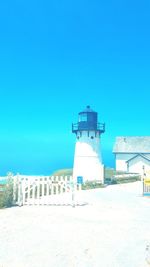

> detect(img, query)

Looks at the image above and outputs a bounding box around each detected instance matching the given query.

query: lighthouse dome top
[79,105,96,114]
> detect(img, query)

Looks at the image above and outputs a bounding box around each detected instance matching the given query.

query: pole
[142,165,145,196]
[71,180,75,208]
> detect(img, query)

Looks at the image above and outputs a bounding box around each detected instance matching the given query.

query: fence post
[37,177,40,205]
[13,175,17,204]
[46,177,50,205]
[55,176,58,195]
[71,176,75,208]
[22,179,26,205]
[60,176,64,194]
[32,179,36,205]
[18,175,23,206]
[143,177,144,196]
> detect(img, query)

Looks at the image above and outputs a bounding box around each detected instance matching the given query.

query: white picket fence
[13,175,82,206]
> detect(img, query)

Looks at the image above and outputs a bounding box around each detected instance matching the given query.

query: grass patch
[52,168,73,176]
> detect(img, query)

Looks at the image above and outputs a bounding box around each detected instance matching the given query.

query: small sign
[144,179,150,185]
[77,176,83,184]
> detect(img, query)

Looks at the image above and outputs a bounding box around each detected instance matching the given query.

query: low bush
[115,176,140,184]
[0,178,14,208]
[82,181,105,190]
[105,175,141,185]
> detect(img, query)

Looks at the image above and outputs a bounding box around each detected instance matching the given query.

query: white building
[72,106,105,183]
[113,136,150,175]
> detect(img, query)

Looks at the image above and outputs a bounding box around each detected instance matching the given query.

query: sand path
[0,181,150,267]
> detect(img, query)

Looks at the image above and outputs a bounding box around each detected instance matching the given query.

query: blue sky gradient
[0,0,150,175]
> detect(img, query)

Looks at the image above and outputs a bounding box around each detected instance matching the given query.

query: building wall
[115,153,136,172]
[128,156,150,175]
[115,153,150,175]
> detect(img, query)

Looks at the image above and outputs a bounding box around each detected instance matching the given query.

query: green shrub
[82,181,105,190]
[105,175,141,185]
[0,178,14,208]
[111,178,118,184]
[115,176,140,184]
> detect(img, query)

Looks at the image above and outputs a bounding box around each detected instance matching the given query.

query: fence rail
[13,175,81,206]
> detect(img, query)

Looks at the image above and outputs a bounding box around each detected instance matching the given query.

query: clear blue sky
[0,0,150,175]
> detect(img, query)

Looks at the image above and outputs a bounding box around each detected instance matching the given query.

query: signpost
[71,177,84,208]
[144,179,150,186]
[143,173,150,196]
[77,176,83,185]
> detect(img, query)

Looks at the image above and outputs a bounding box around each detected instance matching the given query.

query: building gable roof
[113,136,150,153]
[126,153,150,163]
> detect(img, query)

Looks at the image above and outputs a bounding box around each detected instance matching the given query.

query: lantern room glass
[79,114,87,122]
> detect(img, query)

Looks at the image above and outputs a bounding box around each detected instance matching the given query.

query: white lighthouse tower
[72,106,105,184]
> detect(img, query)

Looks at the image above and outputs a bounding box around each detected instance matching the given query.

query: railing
[72,122,105,133]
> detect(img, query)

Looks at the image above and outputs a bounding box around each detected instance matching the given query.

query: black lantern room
[72,105,105,134]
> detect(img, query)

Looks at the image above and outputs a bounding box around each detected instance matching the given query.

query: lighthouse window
[79,114,87,122]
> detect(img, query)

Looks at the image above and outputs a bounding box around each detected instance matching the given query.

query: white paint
[115,153,150,175]
[128,156,150,175]
[13,175,81,206]
[115,153,136,172]
[73,131,104,183]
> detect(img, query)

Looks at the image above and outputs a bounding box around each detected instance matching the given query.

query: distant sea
[0,151,115,176]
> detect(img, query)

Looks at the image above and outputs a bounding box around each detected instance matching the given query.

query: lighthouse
[72,106,105,184]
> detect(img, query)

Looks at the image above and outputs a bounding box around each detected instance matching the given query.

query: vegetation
[104,167,126,178]
[0,167,141,209]
[109,175,141,185]
[104,167,141,185]
[52,168,73,176]
[0,176,14,208]
[52,167,129,178]
[81,181,105,190]
[52,167,141,188]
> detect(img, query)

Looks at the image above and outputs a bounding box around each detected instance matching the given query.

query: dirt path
[0,181,150,267]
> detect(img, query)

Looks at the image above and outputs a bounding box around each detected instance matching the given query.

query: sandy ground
[0,181,150,267]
